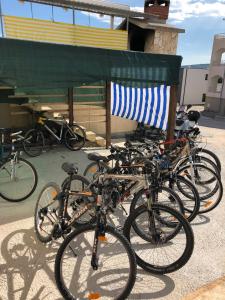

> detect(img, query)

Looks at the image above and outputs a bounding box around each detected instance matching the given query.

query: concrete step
[96,136,106,147]
[86,131,97,142]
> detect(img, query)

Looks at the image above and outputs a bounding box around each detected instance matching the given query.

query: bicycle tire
[34,182,61,243]
[64,124,86,151]
[61,174,95,226]
[195,148,221,173]
[83,161,110,181]
[123,204,194,274]
[129,187,185,241]
[177,164,223,213]
[162,175,200,222]
[0,157,38,202]
[55,224,137,300]
[23,129,45,157]
[180,156,220,183]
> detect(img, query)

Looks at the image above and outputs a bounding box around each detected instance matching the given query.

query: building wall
[145,29,178,55]
[205,34,225,115]
[179,68,208,105]
[0,104,11,128]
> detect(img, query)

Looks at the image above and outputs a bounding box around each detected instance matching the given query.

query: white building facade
[179,67,208,106]
[205,34,225,115]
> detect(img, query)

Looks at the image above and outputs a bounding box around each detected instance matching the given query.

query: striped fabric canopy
[111,82,170,130]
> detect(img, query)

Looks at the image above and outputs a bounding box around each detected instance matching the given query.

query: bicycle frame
[0,144,19,180]
[43,120,64,142]
[38,117,72,142]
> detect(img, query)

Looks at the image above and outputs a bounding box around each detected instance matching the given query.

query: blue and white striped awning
[111,82,170,130]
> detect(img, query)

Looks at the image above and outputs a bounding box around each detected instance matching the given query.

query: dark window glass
[202,93,206,102]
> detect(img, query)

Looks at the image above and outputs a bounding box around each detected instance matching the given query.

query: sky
[0,0,225,65]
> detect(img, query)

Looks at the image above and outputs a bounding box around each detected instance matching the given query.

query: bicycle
[0,131,38,202]
[24,112,86,156]
[34,161,137,299]
[55,187,137,300]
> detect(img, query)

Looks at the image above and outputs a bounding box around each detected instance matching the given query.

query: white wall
[180,68,208,105]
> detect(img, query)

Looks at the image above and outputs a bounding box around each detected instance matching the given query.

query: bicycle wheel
[55,224,137,300]
[124,204,194,274]
[34,182,60,243]
[194,148,221,173]
[162,175,200,222]
[62,174,95,226]
[180,156,220,182]
[129,187,185,242]
[23,129,45,157]
[0,157,38,202]
[83,161,110,182]
[130,186,184,214]
[177,164,223,213]
[64,124,86,151]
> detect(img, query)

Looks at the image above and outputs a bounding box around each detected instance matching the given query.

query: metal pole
[110,16,114,29]
[126,16,129,49]
[30,3,34,18]
[0,0,4,37]
[73,7,75,25]
[106,81,111,149]
[52,5,54,22]
[68,87,74,126]
[166,85,177,141]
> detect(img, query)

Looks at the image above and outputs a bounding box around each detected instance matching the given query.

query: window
[221,52,225,65]
[205,74,208,80]
[202,93,206,103]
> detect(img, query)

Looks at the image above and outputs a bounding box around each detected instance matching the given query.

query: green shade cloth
[0,38,182,90]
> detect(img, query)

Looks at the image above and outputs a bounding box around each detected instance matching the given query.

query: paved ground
[0,114,225,300]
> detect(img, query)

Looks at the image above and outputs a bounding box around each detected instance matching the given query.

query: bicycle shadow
[0,227,176,300]
[0,228,62,300]
[130,269,175,299]
[190,214,210,226]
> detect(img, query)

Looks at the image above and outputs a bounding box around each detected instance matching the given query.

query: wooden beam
[105,81,111,149]
[166,85,177,141]
[68,87,74,126]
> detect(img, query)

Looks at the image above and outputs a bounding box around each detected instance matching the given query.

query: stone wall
[145,29,178,55]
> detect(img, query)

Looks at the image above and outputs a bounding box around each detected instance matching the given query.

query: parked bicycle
[0,131,38,202]
[23,111,86,156]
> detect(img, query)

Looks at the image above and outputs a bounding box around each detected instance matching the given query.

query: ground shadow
[130,269,175,299]
[191,214,210,226]
[199,116,225,130]
[0,228,62,300]
[0,227,176,300]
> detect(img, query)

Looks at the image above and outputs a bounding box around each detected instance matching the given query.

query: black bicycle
[24,112,86,156]
[34,162,137,299]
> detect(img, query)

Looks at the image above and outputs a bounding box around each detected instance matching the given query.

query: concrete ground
[0,114,225,300]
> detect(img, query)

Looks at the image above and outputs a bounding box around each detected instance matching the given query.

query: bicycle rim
[55,224,136,300]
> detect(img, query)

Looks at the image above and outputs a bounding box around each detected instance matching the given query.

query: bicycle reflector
[204,200,213,208]
[88,293,100,299]
[98,235,108,242]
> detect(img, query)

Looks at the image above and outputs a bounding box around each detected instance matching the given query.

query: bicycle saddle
[61,162,78,175]
[88,153,108,162]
